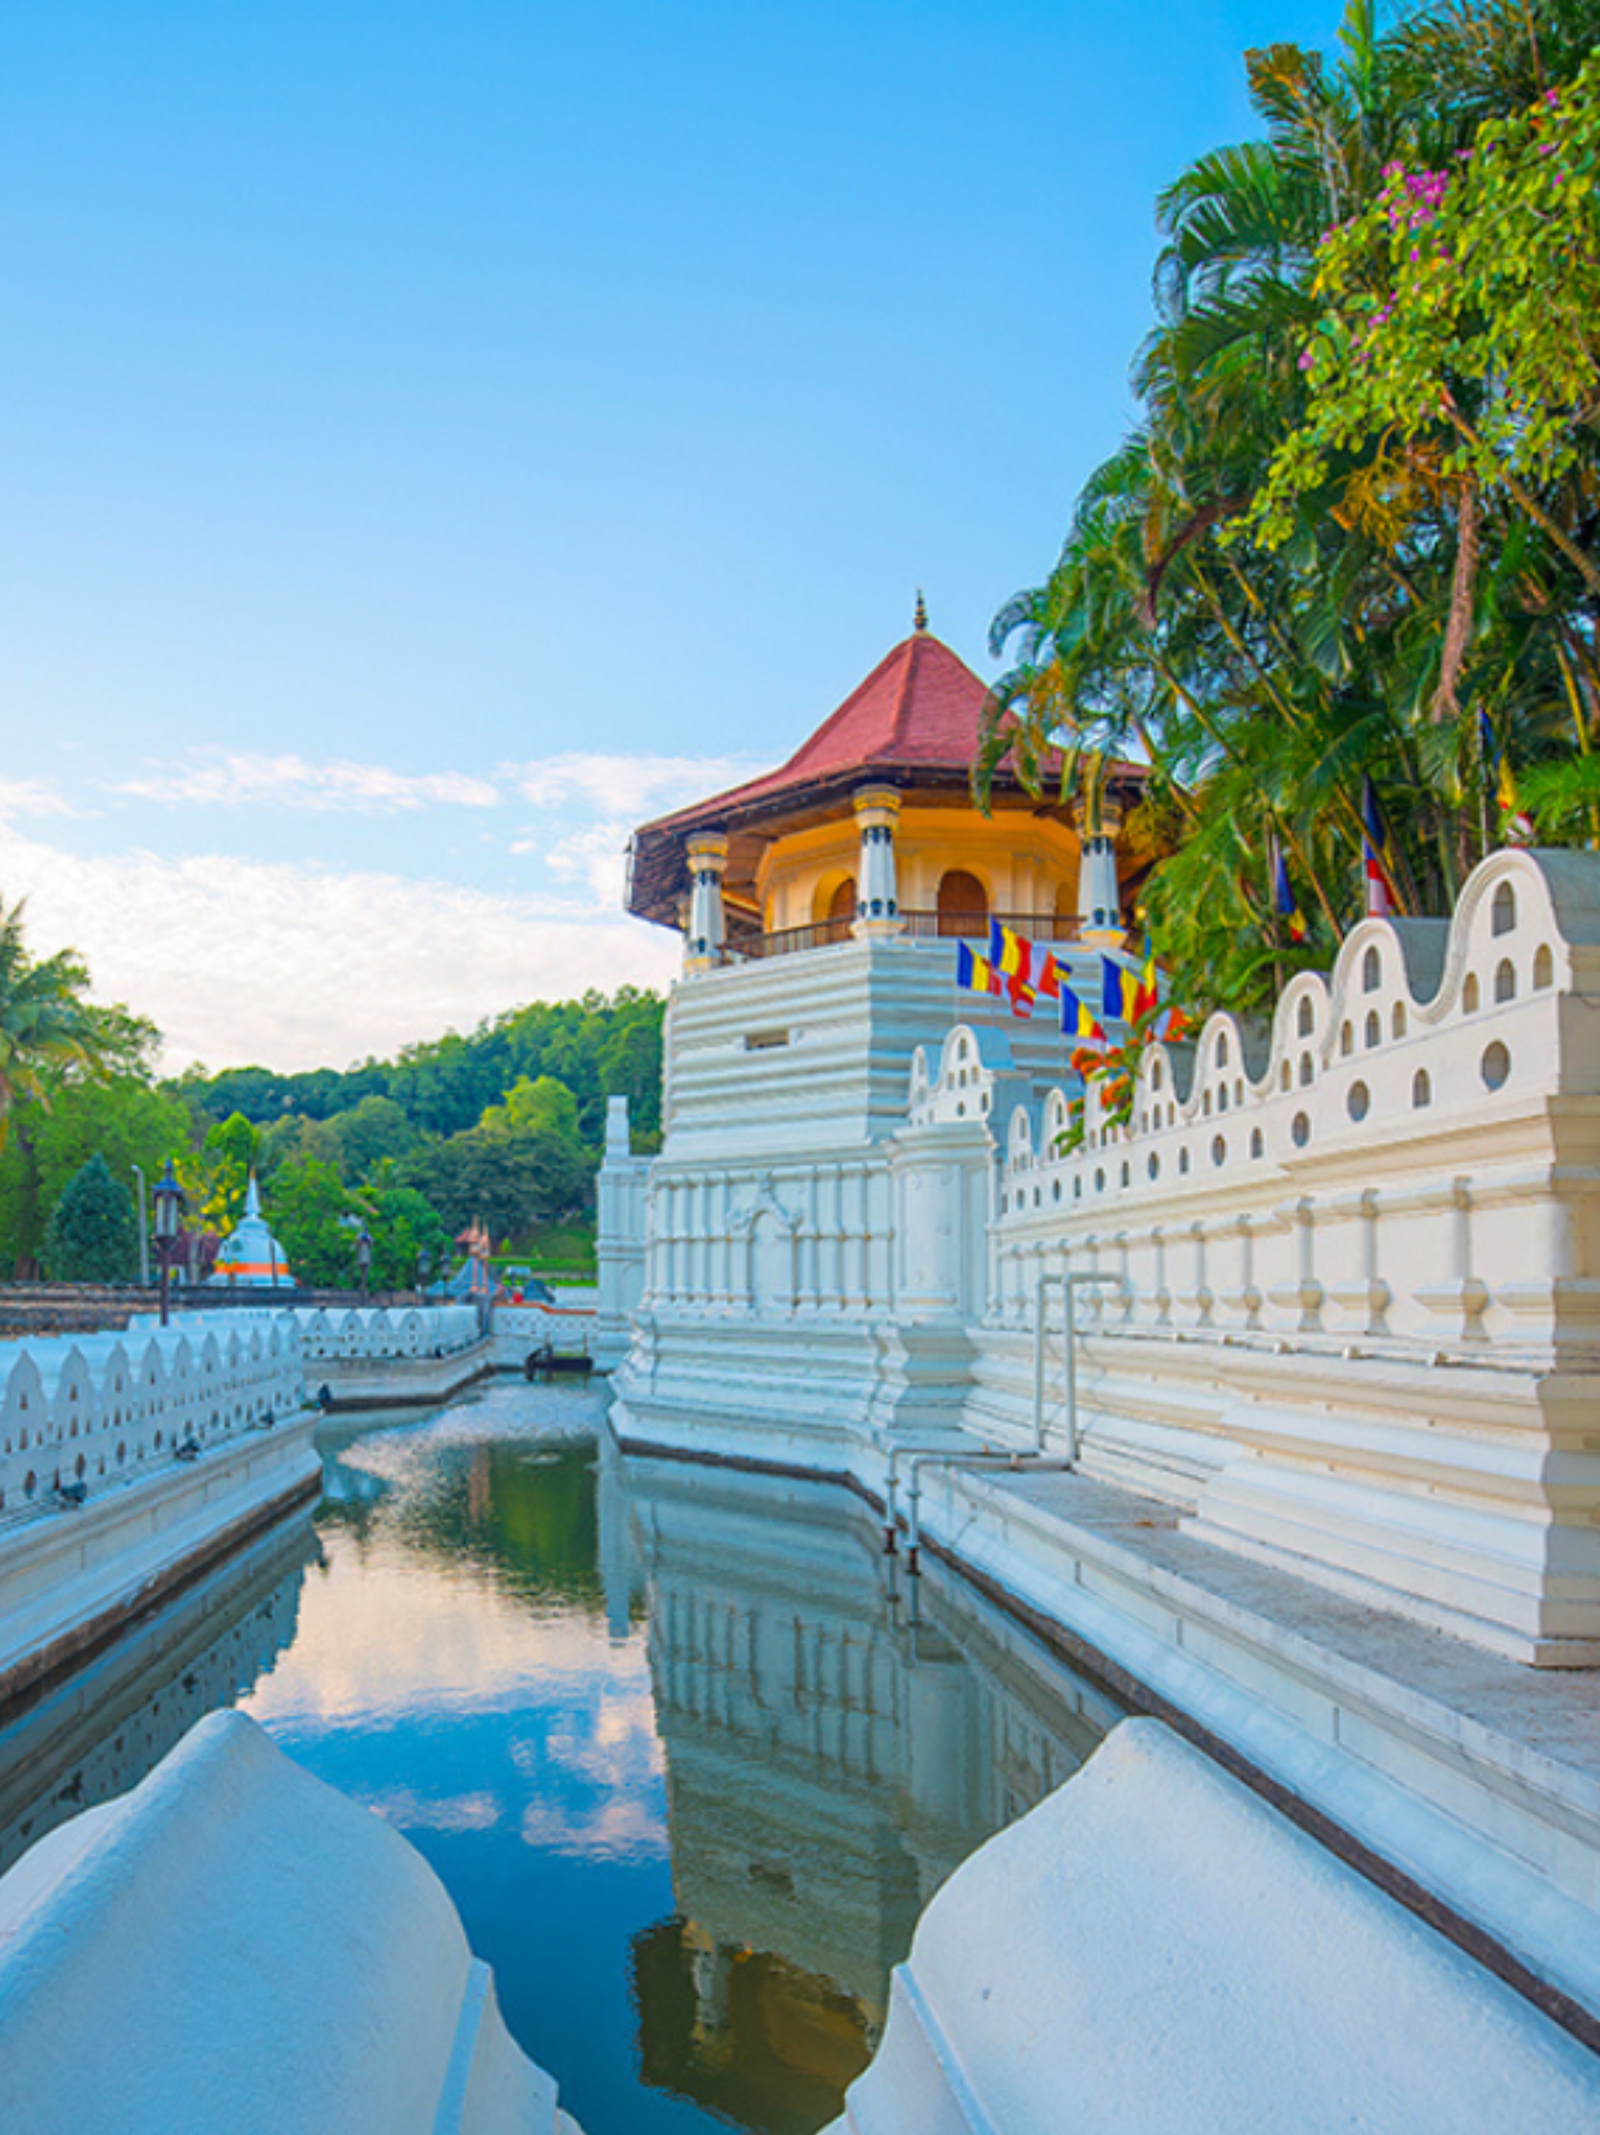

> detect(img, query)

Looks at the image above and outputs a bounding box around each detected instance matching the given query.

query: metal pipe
[902,1448,1073,1574]
[132,1164,150,1286]
[1027,1269,1125,1464]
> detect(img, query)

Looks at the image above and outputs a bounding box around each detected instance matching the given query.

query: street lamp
[356,1227,373,1301]
[417,1247,431,1304]
[152,1160,186,1327]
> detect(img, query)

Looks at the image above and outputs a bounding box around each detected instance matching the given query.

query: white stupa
[209,1174,294,1288]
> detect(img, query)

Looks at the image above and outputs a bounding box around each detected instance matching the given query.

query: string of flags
[957,920,1181,1046]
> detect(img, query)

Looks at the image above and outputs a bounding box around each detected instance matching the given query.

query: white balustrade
[0,1312,304,1520]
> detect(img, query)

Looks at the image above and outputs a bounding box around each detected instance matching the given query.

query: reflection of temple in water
[608,1446,1126,2131]
[0,1509,317,1874]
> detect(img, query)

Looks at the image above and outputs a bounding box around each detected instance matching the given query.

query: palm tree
[979,0,1600,1013]
[0,897,118,1151]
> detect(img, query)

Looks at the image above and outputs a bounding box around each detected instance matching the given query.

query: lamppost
[356,1227,373,1301]
[153,1161,186,1327]
[417,1247,431,1305]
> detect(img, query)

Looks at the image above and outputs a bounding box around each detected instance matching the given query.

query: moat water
[0,1381,1128,2135]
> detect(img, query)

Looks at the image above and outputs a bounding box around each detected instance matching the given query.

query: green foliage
[479,1074,581,1144]
[324,1094,420,1181]
[193,1112,258,1234]
[265,1156,359,1287]
[44,1152,137,1282]
[0,1074,192,1276]
[1249,57,1600,549]
[0,896,133,1151]
[179,988,664,1144]
[980,0,1600,1018]
[400,1128,591,1247]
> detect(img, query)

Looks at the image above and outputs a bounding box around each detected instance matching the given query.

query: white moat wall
[0,1311,319,1705]
[603,847,1600,2032]
[606,847,1600,1667]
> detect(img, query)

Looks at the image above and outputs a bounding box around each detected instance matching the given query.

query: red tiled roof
[625,622,1145,928]
[722,628,991,803]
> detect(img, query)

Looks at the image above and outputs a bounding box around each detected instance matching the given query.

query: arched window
[826,876,857,925]
[1492,882,1516,936]
[937,869,989,937]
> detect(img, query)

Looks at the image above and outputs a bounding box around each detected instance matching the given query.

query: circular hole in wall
[1481,1041,1511,1091]
[1211,1135,1227,1167]
[1147,1153,1160,1181]
[1347,1080,1370,1123]
[1291,1111,1311,1148]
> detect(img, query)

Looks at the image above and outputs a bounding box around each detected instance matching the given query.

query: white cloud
[0,778,79,819]
[114,748,765,826]
[0,823,679,1073]
[502,751,764,821]
[119,752,502,813]
[544,824,633,905]
[497,751,765,905]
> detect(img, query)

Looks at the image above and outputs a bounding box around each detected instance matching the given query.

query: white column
[684,832,729,972]
[851,785,905,939]
[1075,800,1126,950]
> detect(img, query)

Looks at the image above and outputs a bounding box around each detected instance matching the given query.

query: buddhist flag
[1362,776,1398,918]
[1100,955,1140,1023]
[988,918,1055,1013]
[1060,983,1106,1044]
[1274,846,1308,944]
[956,940,1006,999]
[1133,932,1160,1019]
[1480,711,1535,843]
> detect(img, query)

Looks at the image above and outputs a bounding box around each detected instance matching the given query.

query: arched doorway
[827,876,857,925]
[937,869,988,937]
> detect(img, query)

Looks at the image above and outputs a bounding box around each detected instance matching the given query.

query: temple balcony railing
[720,910,1083,963]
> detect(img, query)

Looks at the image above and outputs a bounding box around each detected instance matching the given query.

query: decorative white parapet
[0,1310,303,1519]
[827,1717,1600,2135]
[939,848,1600,1663]
[0,1311,320,1706]
[0,1709,583,2135]
[287,1303,482,1364]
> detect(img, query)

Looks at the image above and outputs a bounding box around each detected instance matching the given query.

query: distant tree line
[0,905,663,1286]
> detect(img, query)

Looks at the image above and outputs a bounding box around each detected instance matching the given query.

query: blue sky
[1,0,1342,1070]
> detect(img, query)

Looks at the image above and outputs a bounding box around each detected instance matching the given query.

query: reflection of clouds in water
[355,1786,503,1834]
[515,1684,666,1791]
[507,1680,668,1863]
[242,1545,652,1727]
[519,1793,669,1863]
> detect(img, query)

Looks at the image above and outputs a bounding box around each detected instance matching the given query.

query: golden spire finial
[913,588,928,633]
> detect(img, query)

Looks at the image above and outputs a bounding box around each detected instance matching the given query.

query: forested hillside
[0,928,663,1285]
